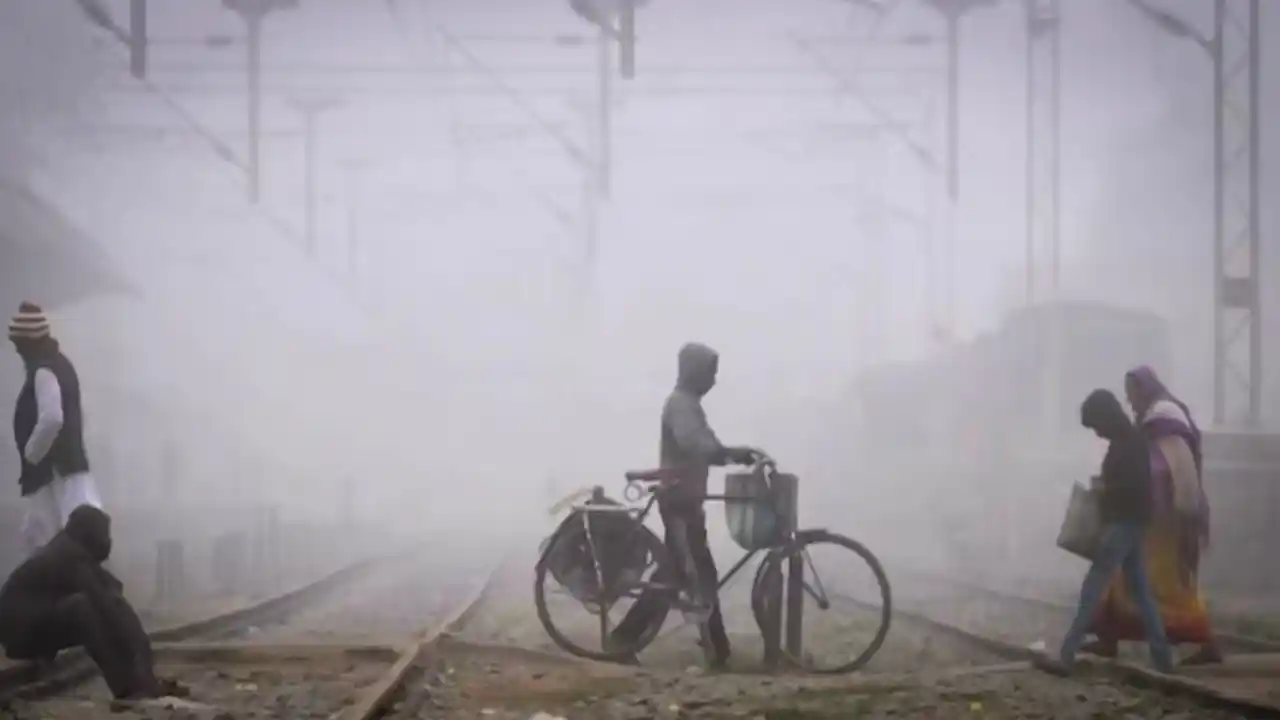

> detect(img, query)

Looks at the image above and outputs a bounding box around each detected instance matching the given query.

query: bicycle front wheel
[752,530,892,674]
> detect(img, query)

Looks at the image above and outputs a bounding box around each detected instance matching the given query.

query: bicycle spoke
[800,547,831,607]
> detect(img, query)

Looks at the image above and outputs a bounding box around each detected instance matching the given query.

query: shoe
[697,635,730,671]
[1031,651,1073,677]
[1080,639,1118,659]
[158,677,191,698]
[1180,645,1223,667]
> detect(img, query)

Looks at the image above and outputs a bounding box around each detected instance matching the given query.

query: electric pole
[1024,0,1061,303]
[568,0,645,200]
[920,0,998,203]
[287,96,342,258]
[1129,0,1265,427]
[223,0,298,204]
[1213,0,1264,427]
[920,0,1000,340]
[595,25,614,200]
[74,0,149,79]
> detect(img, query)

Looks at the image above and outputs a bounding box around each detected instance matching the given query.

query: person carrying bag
[1056,478,1103,561]
[1043,389,1174,675]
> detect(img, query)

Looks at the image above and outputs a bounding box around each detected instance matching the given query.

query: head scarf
[1126,366,1200,456]
[1126,365,1209,538]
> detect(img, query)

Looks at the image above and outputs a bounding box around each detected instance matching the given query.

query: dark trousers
[1061,521,1173,672]
[4,592,158,699]
[611,500,730,659]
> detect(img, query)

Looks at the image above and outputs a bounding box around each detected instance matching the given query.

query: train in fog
[825,301,1172,585]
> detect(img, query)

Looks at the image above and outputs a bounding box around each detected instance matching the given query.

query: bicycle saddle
[624,467,681,483]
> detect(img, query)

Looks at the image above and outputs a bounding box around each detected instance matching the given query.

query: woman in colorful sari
[1082,366,1222,665]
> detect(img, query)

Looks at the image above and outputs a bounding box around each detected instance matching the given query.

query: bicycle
[533,449,893,674]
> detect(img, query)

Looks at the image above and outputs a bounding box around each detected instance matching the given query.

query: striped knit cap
[8,302,51,340]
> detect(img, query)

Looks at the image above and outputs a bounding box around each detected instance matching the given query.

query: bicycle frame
[566,459,792,597]
[538,455,890,673]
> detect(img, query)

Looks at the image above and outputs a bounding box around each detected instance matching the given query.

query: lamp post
[1128,0,1263,427]
[223,0,299,204]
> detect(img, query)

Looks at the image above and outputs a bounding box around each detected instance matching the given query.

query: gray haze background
[0,0,1276,584]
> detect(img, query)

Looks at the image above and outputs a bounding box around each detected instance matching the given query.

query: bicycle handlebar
[742,447,777,474]
[621,448,780,502]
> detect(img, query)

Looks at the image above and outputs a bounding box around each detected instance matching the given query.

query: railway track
[414,545,1275,718]
[0,542,512,720]
[878,565,1280,717]
[6,534,1278,718]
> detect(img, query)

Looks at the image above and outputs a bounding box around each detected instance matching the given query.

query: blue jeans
[1061,521,1174,671]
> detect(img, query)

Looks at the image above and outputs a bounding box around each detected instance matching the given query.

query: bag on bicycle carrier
[542,494,653,606]
[724,469,782,551]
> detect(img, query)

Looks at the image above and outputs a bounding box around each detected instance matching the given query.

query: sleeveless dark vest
[13,351,89,496]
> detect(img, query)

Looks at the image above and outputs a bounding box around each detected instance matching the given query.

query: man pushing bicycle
[608,342,757,669]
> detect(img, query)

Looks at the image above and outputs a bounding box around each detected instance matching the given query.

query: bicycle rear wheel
[534,515,673,663]
[751,529,892,674]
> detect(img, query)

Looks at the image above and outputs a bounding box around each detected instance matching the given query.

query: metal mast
[1023,0,1060,303]
[1129,0,1265,426]
[286,96,342,258]
[1212,0,1263,427]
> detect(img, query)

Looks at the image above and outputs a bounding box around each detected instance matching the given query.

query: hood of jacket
[675,342,719,397]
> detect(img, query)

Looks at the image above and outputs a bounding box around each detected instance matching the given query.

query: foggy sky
[1,0,1276,544]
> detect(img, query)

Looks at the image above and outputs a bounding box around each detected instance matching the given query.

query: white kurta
[18,367,103,555]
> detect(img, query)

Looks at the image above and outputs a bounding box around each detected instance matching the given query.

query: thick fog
[0,0,1276,593]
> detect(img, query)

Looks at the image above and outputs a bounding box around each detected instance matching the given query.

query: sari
[1090,367,1213,644]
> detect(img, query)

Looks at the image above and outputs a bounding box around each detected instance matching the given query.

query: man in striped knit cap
[9,302,104,555]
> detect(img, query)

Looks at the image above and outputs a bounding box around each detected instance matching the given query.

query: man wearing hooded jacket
[608,342,755,668]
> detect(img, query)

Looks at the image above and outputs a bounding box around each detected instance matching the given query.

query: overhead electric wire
[71,0,376,317]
